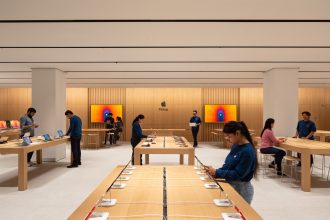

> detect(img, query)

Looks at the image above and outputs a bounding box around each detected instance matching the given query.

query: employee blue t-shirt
[297,120,316,140]
[215,143,256,182]
[66,115,82,137]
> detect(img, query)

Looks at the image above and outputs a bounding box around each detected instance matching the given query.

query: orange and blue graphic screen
[90,105,123,123]
[204,105,237,123]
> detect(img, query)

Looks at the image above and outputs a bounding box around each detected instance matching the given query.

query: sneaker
[277,171,287,176]
[78,162,81,165]
[28,162,36,167]
[67,164,78,168]
[268,164,275,169]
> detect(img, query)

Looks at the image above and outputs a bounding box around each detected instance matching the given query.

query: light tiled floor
[0,142,330,220]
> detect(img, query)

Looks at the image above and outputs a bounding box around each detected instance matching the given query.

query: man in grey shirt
[20,108,39,165]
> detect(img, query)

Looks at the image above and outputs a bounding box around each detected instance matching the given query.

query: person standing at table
[131,114,147,165]
[104,112,115,144]
[294,111,316,166]
[114,116,123,144]
[260,118,286,175]
[65,110,82,168]
[19,107,39,166]
[204,121,258,204]
[190,110,202,147]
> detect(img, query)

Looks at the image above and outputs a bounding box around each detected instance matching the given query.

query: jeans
[260,147,286,171]
[229,181,254,204]
[192,127,199,146]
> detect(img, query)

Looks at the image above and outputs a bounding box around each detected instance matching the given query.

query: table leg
[134,149,141,165]
[320,136,325,142]
[188,151,195,165]
[145,154,149,164]
[301,152,311,192]
[180,154,184,165]
[36,150,42,164]
[18,152,28,191]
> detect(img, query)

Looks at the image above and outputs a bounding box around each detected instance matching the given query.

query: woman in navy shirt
[205,121,258,204]
[131,114,148,165]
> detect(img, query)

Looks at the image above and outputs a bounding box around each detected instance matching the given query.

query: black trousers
[131,138,142,165]
[297,153,314,165]
[260,147,286,171]
[71,136,81,166]
[192,127,199,147]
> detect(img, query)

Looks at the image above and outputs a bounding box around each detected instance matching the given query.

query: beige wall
[2,87,330,141]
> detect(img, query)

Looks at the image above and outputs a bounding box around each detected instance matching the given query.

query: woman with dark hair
[131,114,147,165]
[205,121,258,204]
[260,118,286,175]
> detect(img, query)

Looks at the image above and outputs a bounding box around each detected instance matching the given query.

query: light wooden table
[0,137,69,191]
[279,138,330,192]
[0,129,20,140]
[214,128,255,148]
[68,165,262,220]
[134,136,195,165]
[314,130,330,142]
[82,128,114,147]
[144,128,187,136]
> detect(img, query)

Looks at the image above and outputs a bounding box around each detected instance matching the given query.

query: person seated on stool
[260,118,286,176]
[65,110,82,168]
[204,121,258,204]
[293,111,316,166]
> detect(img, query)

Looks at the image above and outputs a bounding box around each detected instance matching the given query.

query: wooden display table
[279,138,330,192]
[144,128,186,136]
[82,129,114,148]
[214,128,255,148]
[134,136,194,165]
[68,165,262,220]
[0,129,20,140]
[314,130,330,142]
[0,137,70,191]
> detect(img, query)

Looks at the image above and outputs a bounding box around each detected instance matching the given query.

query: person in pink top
[260,118,287,175]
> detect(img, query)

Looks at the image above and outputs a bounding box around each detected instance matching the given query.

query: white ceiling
[0,0,330,87]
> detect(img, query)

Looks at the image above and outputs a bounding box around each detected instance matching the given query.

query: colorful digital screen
[204,105,237,123]
[10,120,20,129]
[0,121,7,129]
[90,105,123,123]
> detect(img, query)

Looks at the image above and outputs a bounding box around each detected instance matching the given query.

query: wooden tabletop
[144,129,187,131]
[68,165,262,220]
[0,137,70,154]
[82,129,113,132]
[136,136,193,150]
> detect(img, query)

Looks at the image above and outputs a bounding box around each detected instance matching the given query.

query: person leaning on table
[204,121,258,204]
[131,114,148,165]
[19,107,39,166]
[293,111,316,166]
[65,110,82,168]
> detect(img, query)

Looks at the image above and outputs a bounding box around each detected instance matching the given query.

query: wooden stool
[87,133,99,149]
[258,149,276,177]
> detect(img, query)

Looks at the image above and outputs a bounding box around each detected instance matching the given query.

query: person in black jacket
[113,116,123,144]
[190,110,202,147]
[131,114,147,165]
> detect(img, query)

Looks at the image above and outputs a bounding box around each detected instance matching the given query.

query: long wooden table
[69,165,262,220]
[314,130,330,142]
[279,138,330,192]
[134,136,195,166]
[144,128,187,136]
[0,129,20,140]
[0,137,70,191]
[214,128,255,148]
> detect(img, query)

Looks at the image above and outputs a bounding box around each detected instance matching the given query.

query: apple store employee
[190,110,202,147]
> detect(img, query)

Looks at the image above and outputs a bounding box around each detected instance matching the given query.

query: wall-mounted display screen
[90,105,123,123]
[204,105,237,123]
[10,120,20,129]
[0,121,7,129]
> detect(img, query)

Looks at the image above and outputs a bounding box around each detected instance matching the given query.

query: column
[32,68,67,161]
[263,68,299,137]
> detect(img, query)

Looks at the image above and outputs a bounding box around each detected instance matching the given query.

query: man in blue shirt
[65,110,82,168]
[190,110,202,147]
[294,111,316,166]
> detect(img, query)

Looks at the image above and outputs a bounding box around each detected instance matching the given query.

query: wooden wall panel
[66,88,89,129]
[88,88,126,139]
[299,88,330,131]
[0,88,32,120]
[202,88,240,141]
[126,88,202,141]
[240,88,263,137]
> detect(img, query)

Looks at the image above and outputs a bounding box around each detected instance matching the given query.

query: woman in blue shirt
[205,121,258,204]
[131,114,148,165]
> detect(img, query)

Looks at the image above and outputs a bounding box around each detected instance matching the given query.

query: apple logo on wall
[159,101,168,111]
